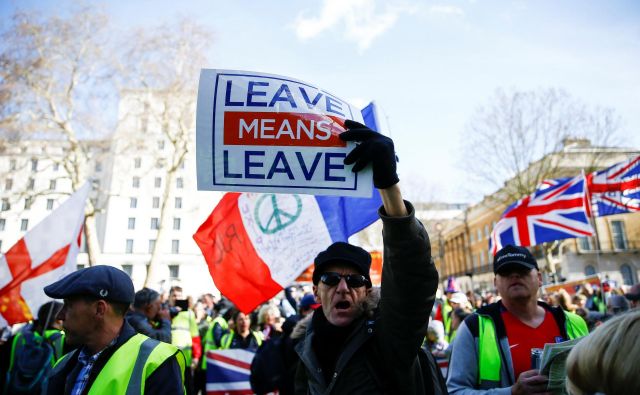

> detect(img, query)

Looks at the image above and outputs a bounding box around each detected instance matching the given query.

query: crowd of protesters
[1,119,639,394]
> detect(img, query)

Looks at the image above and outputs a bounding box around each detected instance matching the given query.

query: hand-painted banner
[196,69,373,197]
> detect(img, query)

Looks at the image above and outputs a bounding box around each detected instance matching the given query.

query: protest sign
[196,69,373,197]
[542,274,601,295]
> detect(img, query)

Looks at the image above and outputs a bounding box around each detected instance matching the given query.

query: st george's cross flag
[489,176,594,255]
[587,155,640,216]
[0,183,90,326]
[194,104,383,313]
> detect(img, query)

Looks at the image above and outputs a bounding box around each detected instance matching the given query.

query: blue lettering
[325,152,346,182]
[224,81,244,106]
[325,96,345,117]
[299,87,323,109]
[267,152,294,179]
[245,151,265,179]
[247,81,269,107]
[223,150,242,178]
[296,152,322,180]
[269,84,297,108]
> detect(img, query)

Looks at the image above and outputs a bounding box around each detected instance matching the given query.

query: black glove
[340,120,399,189]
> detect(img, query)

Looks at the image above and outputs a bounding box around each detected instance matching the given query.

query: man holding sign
[291,120,440,394]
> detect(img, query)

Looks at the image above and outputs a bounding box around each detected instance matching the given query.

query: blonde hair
[566,310,640,395]
[257,304,281,326]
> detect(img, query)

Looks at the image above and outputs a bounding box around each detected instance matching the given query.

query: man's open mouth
[335,301,351,310]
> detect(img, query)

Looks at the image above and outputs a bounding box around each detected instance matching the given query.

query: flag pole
[583,170,603,296]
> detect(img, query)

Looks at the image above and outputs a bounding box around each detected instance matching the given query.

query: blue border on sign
[211,72,358,191]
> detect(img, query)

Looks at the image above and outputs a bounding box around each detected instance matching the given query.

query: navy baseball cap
[299,294,321,310]
[44,265,135,304]
[312,242,371,285]
[493,245,539,274]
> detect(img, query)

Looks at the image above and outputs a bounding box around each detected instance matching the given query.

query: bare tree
[116,21,213,287]
[460,88,622,205]
[0,7,116,264]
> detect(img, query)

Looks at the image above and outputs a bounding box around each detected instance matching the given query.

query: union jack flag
[489,176,594,255]
[587,155,640,216]
[206,349,255,395]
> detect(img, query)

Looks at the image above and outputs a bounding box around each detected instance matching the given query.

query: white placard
[196,69,373,197]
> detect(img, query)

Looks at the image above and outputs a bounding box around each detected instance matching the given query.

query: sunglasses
[320,272,370,288]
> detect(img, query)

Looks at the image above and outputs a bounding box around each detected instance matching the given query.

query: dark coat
[293,201,439,395]
[46,320,183,395]
[125,310,172,343]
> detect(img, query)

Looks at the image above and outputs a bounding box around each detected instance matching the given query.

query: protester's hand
[340,120,399,189]
[191,358,199,370]
[157,306,171,321]
[511,370,552,395]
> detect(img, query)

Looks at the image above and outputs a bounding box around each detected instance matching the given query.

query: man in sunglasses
[292,120,440,394]
[447,245,588,395]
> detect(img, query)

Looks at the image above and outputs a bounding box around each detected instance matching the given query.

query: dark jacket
[293,201,438,395]
[46,320,183,395]
[125,310,172,343]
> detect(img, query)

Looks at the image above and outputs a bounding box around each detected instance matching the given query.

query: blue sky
[2,0,639,203]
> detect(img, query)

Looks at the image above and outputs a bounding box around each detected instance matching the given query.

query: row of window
[79,263,180,279]
[127,217,181,230]
[4,178,60,192]
[0,218,29,231]
[578,220,628,251]
[6,158,102,172]
[125,239,180,254]
[129,197,182,209]
[469,222,496,245]
[1,198,57,212]
[131,177,184,189]
[132,157,185,169]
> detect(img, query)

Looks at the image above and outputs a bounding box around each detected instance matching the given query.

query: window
[2,198,10,211]
[53,162,59,171]
[180,160,185,169]
[5,179,12,191]
[128,217,136,230]
[20,219,28,231]
[49,179,56,190]
[77,264,85,271]
[125,239,134,254]
[148,239,156,253]
[620,264,636,286]
[176,177,183,189]
[158,140,165,150]
[469,231,474,243]
[480,252,485,267]
[95,161,103,172]
[132,177,140,188]
[151,218,159,230]
[585,265,597,276]
[611,220,627,250]
[0,219,5,231]
[152,197,160,208]
[472,254,478,270]
[9,159,16,170]
[27,178,35,190]
[92,180,100,190]
[477,229,482,242]
[47,199,54,210]
[122,264,133,277]
[175,197,182,209]
[173,218,181,230]
[134,157,141,168]
[484,225,490,239]
[578,237,592,251]
[168,264,179,279]
[171,240,179,254]
[154,177,161,188]
[130,197,138,208]
[24,197,33,210]
[31,158,38,171]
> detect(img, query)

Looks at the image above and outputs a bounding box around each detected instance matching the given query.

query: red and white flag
[0,183,90,327]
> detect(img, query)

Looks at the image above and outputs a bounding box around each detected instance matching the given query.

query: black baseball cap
[312,242,371,285]
[493,245,539,274]
[44,265,135,304]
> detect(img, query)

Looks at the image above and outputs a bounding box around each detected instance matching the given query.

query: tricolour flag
[0,183,90,327]
[489,176,594,255]
[194,104,383,313]
[206,349,255,395]
[587,155,640,216]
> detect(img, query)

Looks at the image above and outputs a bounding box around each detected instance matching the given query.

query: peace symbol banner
[195,69,374,198]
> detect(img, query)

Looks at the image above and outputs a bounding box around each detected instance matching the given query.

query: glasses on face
[320,272,370,288]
